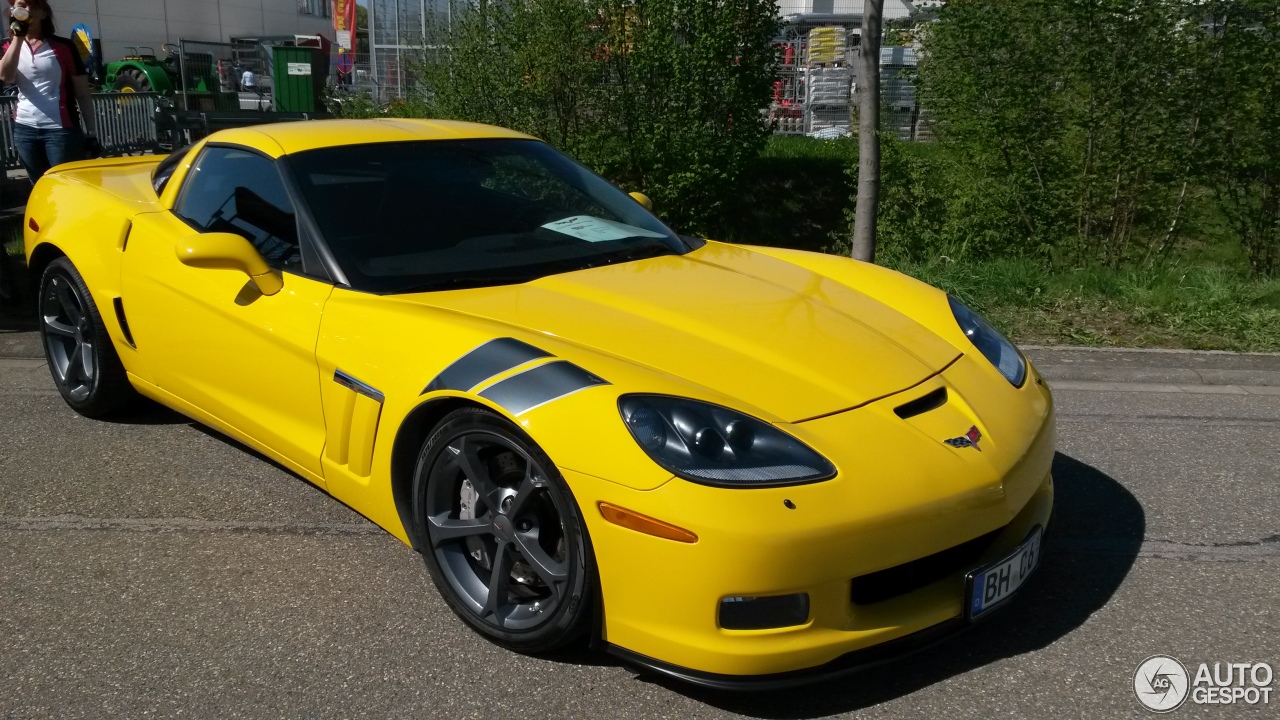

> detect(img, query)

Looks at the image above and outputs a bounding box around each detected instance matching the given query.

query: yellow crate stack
[806,27,847,65]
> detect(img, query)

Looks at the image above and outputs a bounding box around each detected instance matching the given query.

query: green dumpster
[271,46,325,113]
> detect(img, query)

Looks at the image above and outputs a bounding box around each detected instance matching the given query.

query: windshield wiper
[580,242,677,269]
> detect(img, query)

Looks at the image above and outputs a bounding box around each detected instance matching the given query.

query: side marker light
[597,502,698,543]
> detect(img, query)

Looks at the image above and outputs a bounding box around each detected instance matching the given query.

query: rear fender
[24,175,141,365]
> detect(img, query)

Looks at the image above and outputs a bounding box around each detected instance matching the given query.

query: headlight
[618,395,836,487]
[949,296,1026,387]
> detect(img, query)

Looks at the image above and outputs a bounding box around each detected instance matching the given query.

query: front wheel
[412,408,595,653]
[111,68,150,93]
[38,257,137,417]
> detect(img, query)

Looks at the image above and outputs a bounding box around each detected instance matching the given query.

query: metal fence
[178,40,273,112]
[1,93,163,170]
[879,46,928,141]
[341,60,402,105]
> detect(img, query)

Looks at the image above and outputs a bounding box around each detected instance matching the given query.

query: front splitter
[606,616,970,692]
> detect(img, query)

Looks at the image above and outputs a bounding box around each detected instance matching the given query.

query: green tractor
[102,44,218,96]
[102,45,179,94]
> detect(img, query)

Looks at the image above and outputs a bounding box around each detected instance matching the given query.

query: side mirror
[629,191,654,212]
[175,232,283,296]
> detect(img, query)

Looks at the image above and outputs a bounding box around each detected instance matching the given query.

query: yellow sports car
[24,119,1053,688]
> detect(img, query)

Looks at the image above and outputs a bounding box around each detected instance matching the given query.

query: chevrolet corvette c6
[23,119,1054,688]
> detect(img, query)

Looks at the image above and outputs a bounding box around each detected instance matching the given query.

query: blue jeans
[13,124,86,184]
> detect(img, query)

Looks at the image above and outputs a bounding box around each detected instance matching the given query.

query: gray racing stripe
[478,361,610,415]
[423,338,553,394]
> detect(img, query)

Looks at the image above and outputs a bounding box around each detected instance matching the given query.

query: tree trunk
[851,0,883,263]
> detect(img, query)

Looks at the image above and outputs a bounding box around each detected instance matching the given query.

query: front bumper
[567,355,1056,680]
[607,501,1050,690]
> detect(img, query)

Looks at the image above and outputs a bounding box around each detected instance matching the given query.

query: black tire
[112,68,151,93]
[412,407,596,653]
[38,257,137,417]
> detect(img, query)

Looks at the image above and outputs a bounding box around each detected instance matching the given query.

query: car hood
[401,243,961,422]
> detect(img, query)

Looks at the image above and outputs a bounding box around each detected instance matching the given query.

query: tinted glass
[151,144,193,195]
[287,139,686,293]
[176,147,301,272]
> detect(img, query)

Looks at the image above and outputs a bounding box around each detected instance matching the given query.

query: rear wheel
[413,408,595,653]
[112,68,150,93]
[38,258,137,417]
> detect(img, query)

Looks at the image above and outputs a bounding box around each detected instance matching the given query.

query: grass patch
[2,216,21,257]
[0,216,29,322]
[894,257,1280,351]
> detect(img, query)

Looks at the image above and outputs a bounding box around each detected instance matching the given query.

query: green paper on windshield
[542,216,667,243]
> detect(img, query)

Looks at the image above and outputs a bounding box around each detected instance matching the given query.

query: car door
[121,144,331,483]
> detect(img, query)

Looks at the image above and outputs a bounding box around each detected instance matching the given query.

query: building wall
[43,0,335,63]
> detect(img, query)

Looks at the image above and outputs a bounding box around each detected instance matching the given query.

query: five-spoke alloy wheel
[38,258,135,416]
[413,408,595,653]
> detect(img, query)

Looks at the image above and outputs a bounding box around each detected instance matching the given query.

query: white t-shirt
[11,37,84,130]
[241,70,256,88]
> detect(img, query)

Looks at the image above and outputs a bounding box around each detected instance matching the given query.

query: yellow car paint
[558,351,1054,675]
[208,118,536,158]
[25,119,1055,681]
[397,243,963,423]
[176,231,285,295]
[120,210,333,480]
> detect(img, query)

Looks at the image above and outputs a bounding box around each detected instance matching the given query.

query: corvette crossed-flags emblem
[943,426,983,451]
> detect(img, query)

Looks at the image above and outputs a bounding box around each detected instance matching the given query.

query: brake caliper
[459,479,489,565]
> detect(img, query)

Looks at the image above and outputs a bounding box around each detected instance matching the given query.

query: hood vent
[894,387,947,419]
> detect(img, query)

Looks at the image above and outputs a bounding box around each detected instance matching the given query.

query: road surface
[1,331,1277,718]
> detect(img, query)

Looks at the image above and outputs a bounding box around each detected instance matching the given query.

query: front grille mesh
[850,527,1004,605]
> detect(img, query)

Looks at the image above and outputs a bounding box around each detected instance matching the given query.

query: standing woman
[0,0,97,183]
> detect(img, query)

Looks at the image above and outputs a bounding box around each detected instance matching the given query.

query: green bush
[704,135,857,249]
[867,139,1025,262]
[905,0,1279,275]
[394,0,779,234]
[1195,0,1280,276]
[912,0,1210,267]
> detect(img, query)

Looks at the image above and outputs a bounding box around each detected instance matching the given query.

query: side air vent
[112,297,136,348]
[894,387,947,419]
[324,370,385,478]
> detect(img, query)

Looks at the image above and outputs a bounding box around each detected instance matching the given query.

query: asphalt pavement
[1,330,1278,718]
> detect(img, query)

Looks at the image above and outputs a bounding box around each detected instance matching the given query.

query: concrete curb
[1022,344,1280,357]
[1030,366,1280,387]
[1049,380,1280,396]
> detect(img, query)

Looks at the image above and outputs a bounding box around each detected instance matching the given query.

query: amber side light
[597,502,698,543]
[28,217,39,232]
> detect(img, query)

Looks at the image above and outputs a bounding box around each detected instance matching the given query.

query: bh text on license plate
[967,527,1041,619]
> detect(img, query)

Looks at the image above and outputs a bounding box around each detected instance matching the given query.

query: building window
[299,0,332,18]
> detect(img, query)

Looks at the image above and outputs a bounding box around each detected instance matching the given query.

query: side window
[175,147,302,272]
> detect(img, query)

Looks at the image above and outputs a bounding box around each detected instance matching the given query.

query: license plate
[966,527,1042,619]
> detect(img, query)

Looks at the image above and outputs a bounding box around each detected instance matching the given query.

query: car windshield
[287,139,687,293]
